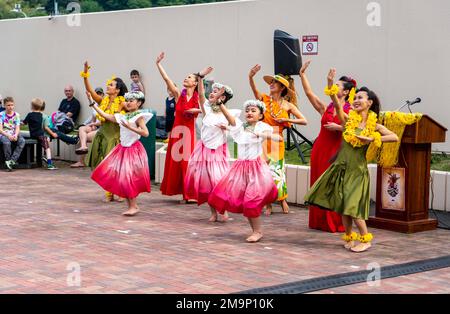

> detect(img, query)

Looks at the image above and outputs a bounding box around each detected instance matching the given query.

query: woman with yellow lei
[305,69,399,253]
[249,65,308,215]
[81,61,127,202]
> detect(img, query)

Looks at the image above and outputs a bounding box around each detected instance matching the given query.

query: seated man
[59,85,81,123]
[0,97,25,171]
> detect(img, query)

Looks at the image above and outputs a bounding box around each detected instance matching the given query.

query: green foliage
[0,0,231,19]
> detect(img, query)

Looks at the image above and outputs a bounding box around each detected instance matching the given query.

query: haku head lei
[212,83,233,98]
[244,99,266,114]
[125,91,145,101]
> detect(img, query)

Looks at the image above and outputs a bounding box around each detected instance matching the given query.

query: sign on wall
[302,35,319,55]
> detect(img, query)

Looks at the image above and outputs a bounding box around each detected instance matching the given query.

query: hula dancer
[305,69,399,252]
[90,91,152,216]
[81,61,128,202]
[184,68,241,222]
[208,100,280,243]
[248,64,307,215]
[300,60,357,233]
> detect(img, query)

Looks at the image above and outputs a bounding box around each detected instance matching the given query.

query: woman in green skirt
[305,69,398,253]
[81,61,128,202]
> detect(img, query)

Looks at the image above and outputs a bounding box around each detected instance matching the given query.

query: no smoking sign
[302,35,319,55]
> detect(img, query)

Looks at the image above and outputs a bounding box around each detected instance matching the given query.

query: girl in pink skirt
[208,100,281,243]
[184,68,241,222]
[89,91,153,216]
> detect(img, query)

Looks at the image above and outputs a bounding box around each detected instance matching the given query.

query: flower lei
[266,97,285,119]
[324,84,339,96]
[366,111,422,166]
[343,110,382,148]
[80,71,90,78]
[97,96,125,123]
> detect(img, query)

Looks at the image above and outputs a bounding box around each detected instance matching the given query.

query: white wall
[1,0,449,150]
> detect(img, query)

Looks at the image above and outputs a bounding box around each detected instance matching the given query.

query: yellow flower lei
[324,84,339,96]
[97,95,125,123]
[80,71,90,78]
[343,110,382,148]
[366,111,422,166]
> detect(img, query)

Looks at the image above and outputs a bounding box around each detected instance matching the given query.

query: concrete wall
[0,0,449,150]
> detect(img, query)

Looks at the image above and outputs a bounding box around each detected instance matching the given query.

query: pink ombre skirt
[208,157,278,218]
[91,141,151,199]
[184,141,230,205]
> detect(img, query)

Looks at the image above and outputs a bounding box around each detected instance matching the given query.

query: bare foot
[70,162,85,168]
[344,241,355,250]
[265,204,272,216]
[208,215,218,222]
[281,200,290,214]
[219,212,229,222]
[246,232,263,243]
[122,207,140,216]
[350,242,372,253]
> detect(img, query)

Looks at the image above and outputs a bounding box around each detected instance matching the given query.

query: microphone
[407,98,421,106]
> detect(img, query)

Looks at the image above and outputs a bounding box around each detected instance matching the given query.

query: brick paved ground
[0,162,449,294]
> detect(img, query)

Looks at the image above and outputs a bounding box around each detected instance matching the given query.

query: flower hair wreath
[243,100,266,114]
[125,91,145,101]
[212,83,233,97]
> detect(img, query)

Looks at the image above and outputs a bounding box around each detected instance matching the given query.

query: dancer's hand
[83,61,90,73]
[199,66,213,77]
[275,118,289,124]
[300,60,311,75]
[327,68,336,86]
[216,123,228,130]
[120,120,131,129]
[249,64,261,78]
[156,52,165,64]
[324,122,343,131]
[356,135,374,143]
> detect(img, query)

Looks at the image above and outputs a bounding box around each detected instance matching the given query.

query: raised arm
[156,52,180,101]
[299,60,327,115]
[197,66,214,114]
[218,102,237,127]
[328,68,348,124]
[82,61,103,105]
[248,64,263,100]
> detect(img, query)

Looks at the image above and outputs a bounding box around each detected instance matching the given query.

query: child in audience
[0,97,25,171]
[23,98,57,170]
[130,70,145,94]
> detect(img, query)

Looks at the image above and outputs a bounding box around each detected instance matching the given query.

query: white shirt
[114,111,153,147]
[201,102,241,149]
[229,119,273,160]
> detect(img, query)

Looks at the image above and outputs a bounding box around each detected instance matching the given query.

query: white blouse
[114,111,153,147]
[229,119,273,160]
[201,102,241,149]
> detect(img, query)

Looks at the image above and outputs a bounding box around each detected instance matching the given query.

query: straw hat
[263,74,290,89]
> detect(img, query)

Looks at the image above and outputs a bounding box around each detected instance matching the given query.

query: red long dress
[160,89,199,199]
[309,103,351,233]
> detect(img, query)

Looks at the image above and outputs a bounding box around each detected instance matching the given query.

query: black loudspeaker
[274,30,302,76]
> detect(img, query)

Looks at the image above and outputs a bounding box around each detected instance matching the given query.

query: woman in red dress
[299,60,356,232]
[156,52,209,203]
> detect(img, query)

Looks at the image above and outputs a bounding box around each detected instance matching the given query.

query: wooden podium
[368,115,447,233]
